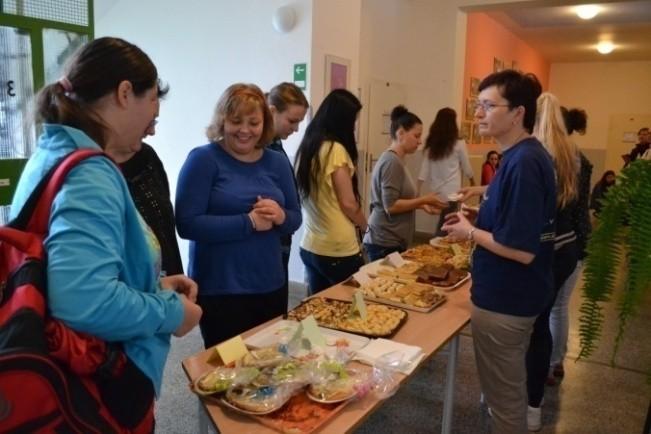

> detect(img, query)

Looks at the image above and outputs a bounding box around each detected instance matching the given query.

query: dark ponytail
[34,37,166,148]
[560,106,587,135]
[389,105,421,139]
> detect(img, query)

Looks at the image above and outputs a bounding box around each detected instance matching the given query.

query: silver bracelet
[468,227,477,241]
[248,213,257,231]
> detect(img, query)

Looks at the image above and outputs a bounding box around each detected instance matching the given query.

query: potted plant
[578,158,651,432]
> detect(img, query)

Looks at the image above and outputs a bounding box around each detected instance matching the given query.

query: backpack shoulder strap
[12,149,107,233]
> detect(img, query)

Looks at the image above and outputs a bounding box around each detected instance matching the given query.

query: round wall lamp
[596,41,615,54]
[272,5,296,34]
[575,5,600,20]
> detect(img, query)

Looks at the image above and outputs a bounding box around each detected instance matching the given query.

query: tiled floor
[156,276,651,433]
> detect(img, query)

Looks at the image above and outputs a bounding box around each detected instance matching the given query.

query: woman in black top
[120,142,184,276]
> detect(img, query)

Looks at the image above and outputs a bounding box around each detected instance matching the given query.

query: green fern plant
[578,159,651,368]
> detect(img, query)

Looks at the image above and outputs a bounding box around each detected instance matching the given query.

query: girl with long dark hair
[294,89,365,294]
[418,107,475,235]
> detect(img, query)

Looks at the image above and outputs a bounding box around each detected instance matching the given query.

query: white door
[360,79,407,212]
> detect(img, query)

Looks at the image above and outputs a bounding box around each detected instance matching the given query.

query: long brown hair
[533,93,578,208]
[424,107,458,161]
[34,37,165,148]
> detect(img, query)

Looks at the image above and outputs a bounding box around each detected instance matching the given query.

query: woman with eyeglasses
[442,70,556,434]
[417,107,475,236]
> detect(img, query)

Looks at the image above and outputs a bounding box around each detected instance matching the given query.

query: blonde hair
[206,83,275,147]
[533,92,578,208]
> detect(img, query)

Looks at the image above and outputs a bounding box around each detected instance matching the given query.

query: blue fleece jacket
[10,125,184,395]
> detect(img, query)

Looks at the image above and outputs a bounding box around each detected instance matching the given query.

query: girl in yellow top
[295,89,366,294]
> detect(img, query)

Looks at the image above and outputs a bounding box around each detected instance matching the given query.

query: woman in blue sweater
[176,83,302,348]
[10,37,202,430]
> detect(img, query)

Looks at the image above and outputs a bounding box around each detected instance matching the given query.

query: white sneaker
[527,405,542,432]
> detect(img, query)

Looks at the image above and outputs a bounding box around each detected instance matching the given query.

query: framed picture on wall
[471,122,480,144]
[493,57,504,73]
[469,77,480,97]
[465,98,476,121]
[325,54,351,92]
[461,121,472,144]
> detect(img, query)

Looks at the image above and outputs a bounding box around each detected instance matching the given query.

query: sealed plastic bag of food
[224,383,304,414]
[193,366,260,396]
[371,351,404,399]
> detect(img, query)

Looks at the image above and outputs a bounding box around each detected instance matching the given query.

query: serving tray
[286,297,407,338]
[362,292,447,313]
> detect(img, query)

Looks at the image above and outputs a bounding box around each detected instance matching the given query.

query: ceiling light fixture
[576,5,601,20]
[597,41,615,54]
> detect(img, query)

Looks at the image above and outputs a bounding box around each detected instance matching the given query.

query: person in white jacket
[418,107,475,235]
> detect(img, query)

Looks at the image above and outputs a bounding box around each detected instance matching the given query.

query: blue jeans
[549,261,582,366]
[299,248,365,295]
[363,243,404,262]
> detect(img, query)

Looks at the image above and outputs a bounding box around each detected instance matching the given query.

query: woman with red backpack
[5,37,201,433]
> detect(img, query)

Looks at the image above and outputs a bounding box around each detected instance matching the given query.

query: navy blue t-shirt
[471,137,556,317]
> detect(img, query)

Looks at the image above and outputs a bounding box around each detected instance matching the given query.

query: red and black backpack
[0,149,155,433]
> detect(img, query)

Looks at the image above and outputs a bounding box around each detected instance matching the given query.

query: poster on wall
[493,57,504,73]
[471,122,480,144]
[461,121,472,144]
[469,77,480,97]
[465,98,476,121]
[325,55,351,92]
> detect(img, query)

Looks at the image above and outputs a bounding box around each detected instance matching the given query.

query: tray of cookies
[286,297,407,338]
[359,276,446,312]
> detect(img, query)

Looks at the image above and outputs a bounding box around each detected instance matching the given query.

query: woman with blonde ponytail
[525,92,587,431]
[533,93,578,208]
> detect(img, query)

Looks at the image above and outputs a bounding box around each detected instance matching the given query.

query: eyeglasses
[473,100,511,113]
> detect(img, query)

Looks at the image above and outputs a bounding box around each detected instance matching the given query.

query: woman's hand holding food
[441,211,475,242]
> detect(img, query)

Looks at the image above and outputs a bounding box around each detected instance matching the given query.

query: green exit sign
[293,63,307,90]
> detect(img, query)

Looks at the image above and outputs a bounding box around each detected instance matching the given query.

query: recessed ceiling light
[576,5,600,20]
[597,41,615,54]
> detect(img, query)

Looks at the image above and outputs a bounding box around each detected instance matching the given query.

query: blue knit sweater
[175,143,301,295]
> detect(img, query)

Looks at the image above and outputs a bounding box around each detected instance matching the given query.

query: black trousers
[280,250,290,314]
[526,299,554,407]
[526,244,578,407]
[197,288,286,348]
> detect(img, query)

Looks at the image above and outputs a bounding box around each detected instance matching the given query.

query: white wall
[549,61,651,181]
[95,0,312,281]
[550,61,651,151]
[310,0,362,107]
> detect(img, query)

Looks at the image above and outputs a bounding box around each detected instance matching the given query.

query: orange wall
[463,13,550,149]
